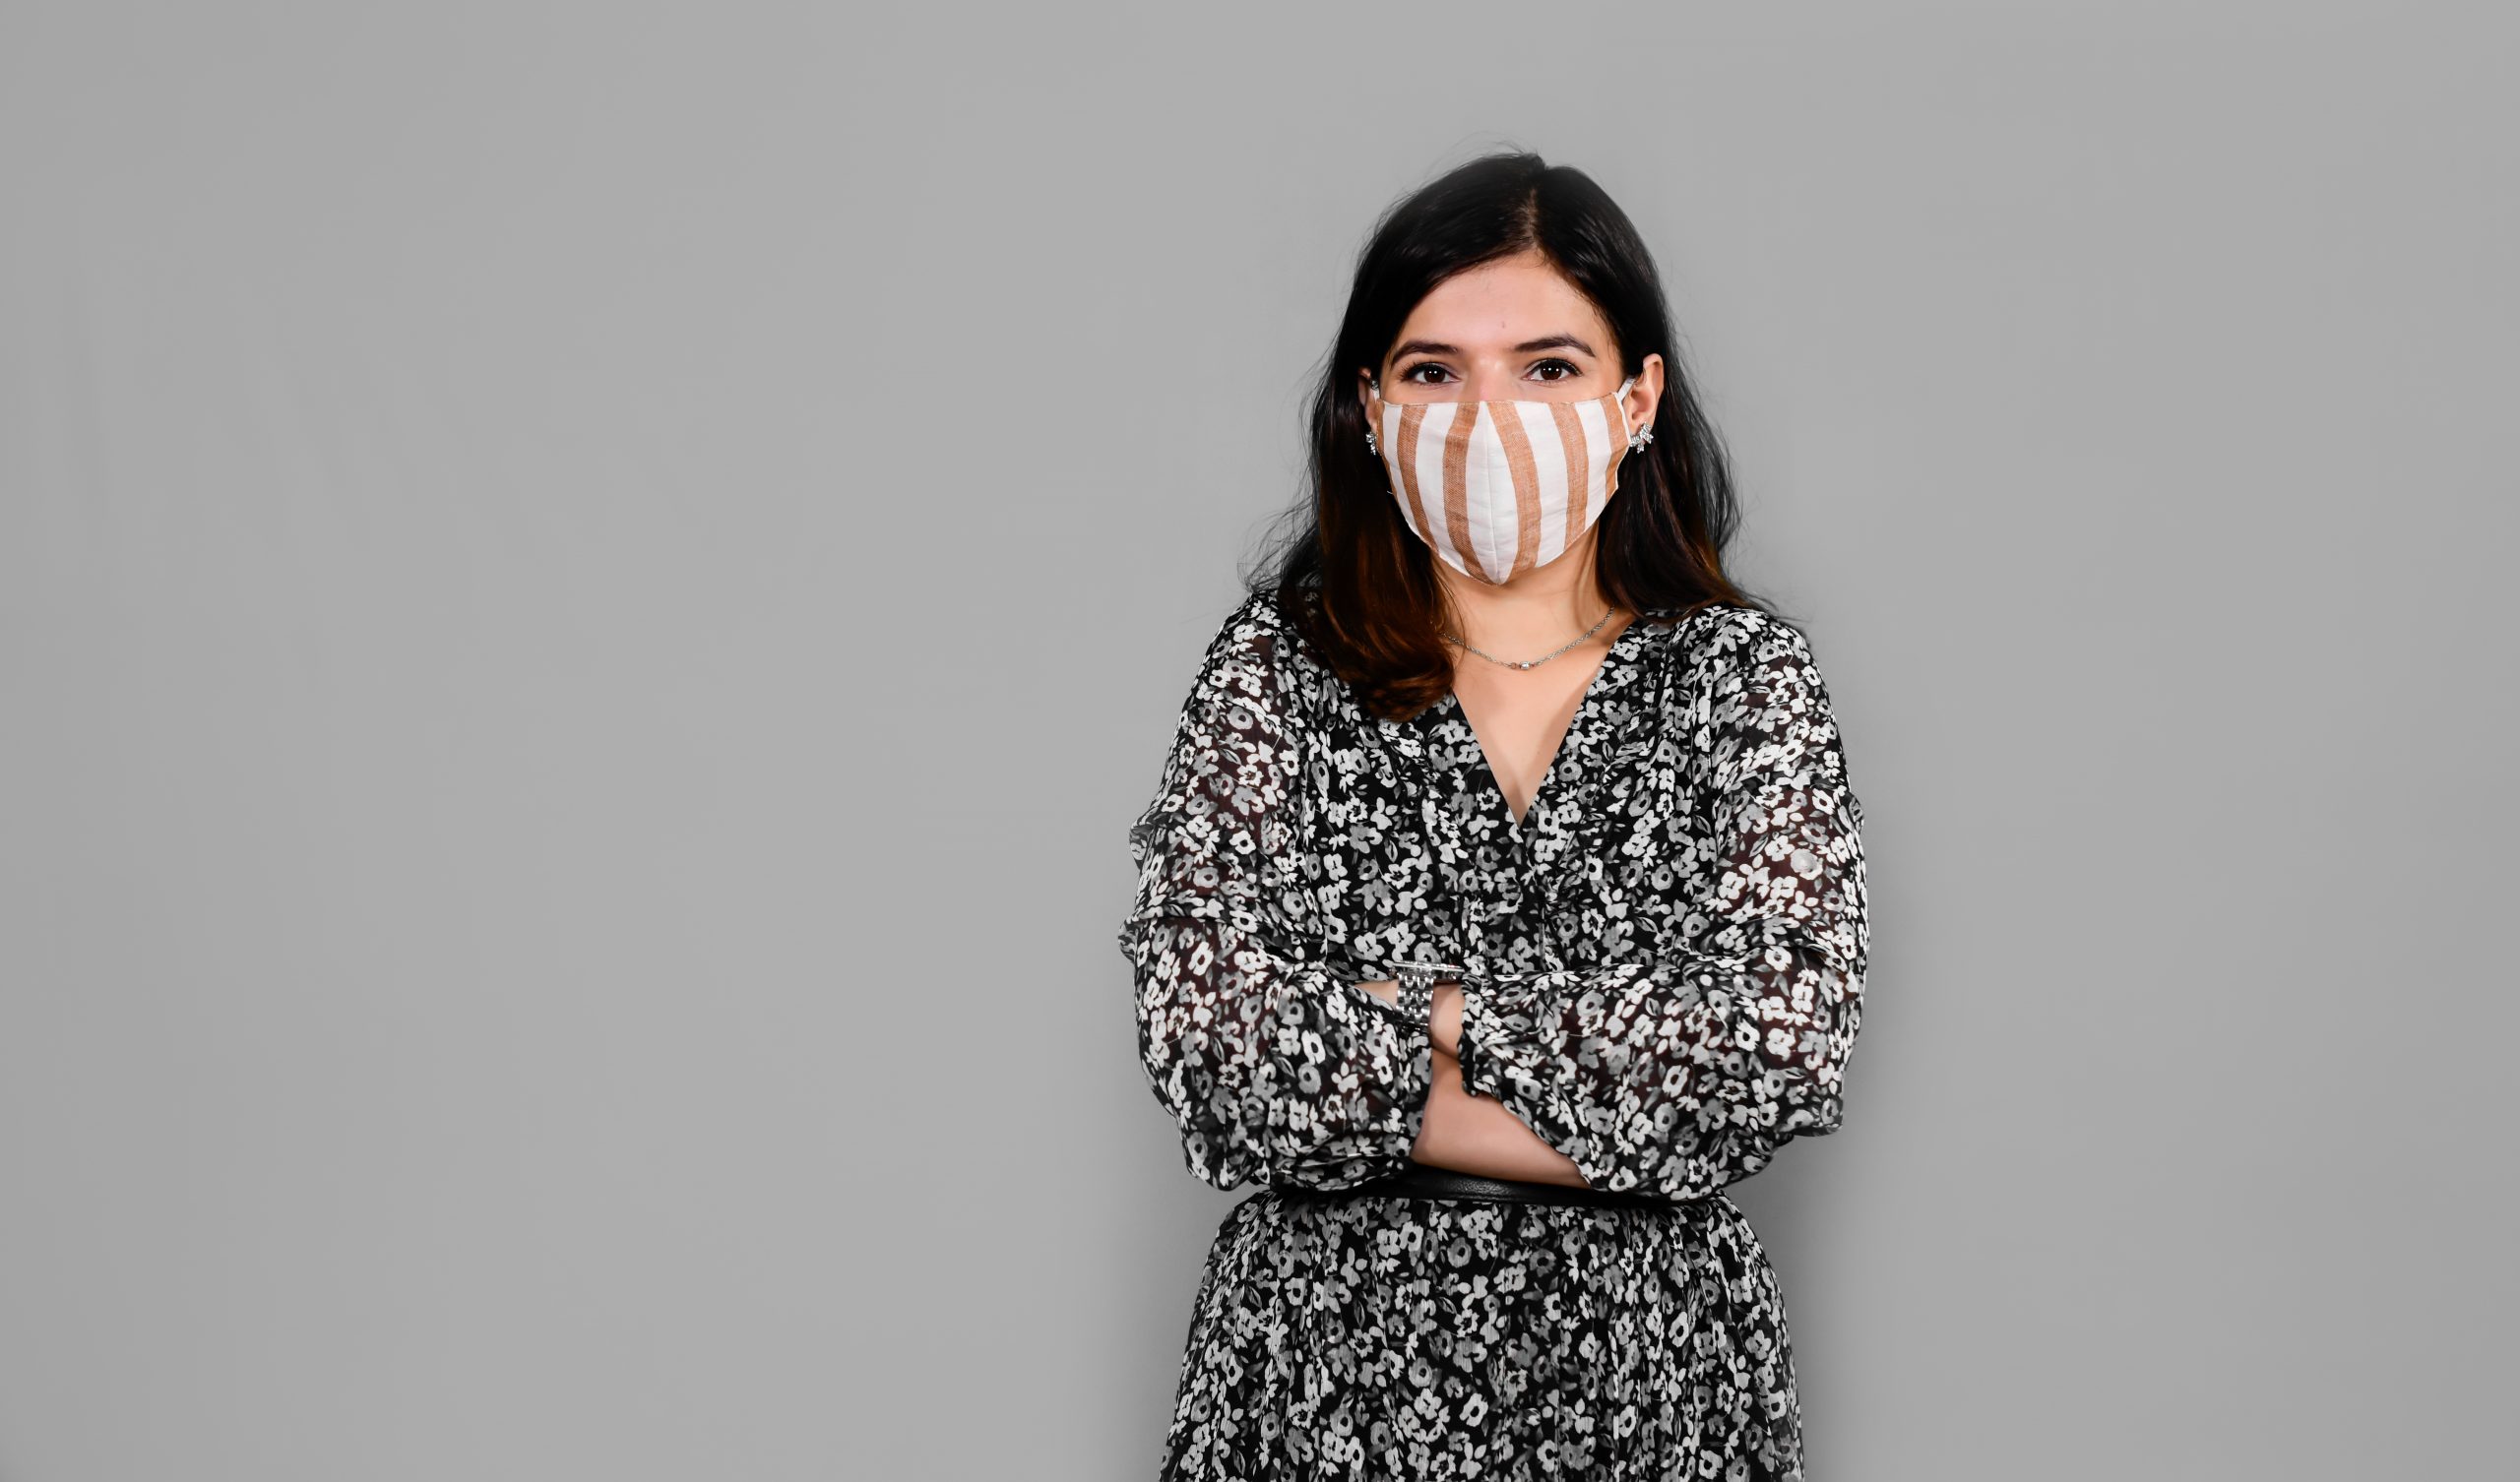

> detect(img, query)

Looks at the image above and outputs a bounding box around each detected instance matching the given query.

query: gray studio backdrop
[2,3,2510,1478]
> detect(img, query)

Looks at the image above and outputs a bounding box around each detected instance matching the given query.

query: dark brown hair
[1245,150,1775,722]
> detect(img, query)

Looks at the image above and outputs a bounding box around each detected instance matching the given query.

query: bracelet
[1392,959,1459,1034]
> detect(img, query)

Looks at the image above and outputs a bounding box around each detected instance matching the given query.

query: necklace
[1444,605,1619,671]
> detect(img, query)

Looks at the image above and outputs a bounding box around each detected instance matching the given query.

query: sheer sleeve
[1454,612,1870,1201]
[1117,597,1437,1193]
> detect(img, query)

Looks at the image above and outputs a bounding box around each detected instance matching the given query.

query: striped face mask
[1367,374,1640,586]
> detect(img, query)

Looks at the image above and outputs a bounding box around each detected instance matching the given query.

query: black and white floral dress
[1118,587,1870,1481]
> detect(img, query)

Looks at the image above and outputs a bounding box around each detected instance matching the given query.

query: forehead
[1388,254,1608,348]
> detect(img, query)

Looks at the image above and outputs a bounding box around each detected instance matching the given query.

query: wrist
[1393,959,1454,1034]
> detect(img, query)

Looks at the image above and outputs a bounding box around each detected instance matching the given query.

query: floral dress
[1118,587,1871,1481]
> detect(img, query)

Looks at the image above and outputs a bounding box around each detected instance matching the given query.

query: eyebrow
[1387,334,1598,364]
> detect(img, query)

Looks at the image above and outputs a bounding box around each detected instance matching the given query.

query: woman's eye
[1396,360,1578,387]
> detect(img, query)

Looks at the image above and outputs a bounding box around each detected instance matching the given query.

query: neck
[1436,561,1619,656]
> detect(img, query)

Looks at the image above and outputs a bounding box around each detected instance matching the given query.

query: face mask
[1367,374,1640,586]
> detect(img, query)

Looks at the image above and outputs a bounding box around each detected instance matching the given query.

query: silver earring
[1365,428,1379,456]
[1628,424,1656,454]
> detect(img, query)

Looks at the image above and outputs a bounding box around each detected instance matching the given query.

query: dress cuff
[1431,962,1481,1098]
[1454,965,1527,1103]
[1456,1026,1483,1098]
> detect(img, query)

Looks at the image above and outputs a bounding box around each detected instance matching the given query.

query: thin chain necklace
[1444,605,1619,671]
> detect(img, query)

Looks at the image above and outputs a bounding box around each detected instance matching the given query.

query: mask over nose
[1367,374,1639,585]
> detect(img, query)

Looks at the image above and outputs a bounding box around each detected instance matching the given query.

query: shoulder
[1651,601,1827,684]
[1200,588,1296,668]
[1218,587,1292,643]
[1178,588,1309,714]
[1642,603,1852,750]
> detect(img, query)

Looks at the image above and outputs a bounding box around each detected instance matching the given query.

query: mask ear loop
[1610,373,1642,445]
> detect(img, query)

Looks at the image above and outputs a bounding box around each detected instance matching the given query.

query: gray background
[3,2,2511,1477]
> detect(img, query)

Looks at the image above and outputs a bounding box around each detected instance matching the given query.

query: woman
[1117,152,1870,1480]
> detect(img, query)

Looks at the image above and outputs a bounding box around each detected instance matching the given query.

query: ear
[1626,352,1666,435]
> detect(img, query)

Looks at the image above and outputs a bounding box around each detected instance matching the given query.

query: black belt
[1277,1162,1685,1210]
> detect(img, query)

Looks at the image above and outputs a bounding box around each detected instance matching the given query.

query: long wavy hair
[1247,150,1776,722]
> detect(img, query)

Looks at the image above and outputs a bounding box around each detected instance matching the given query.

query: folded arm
[1117,601,1436,1192]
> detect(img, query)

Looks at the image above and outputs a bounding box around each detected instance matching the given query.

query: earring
[1365,428,1379,456]
[1628,424,1656,454]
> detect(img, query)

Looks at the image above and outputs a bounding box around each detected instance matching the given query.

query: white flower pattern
[1120,589,1870,1480]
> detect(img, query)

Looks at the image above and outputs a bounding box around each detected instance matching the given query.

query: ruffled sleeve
[1117,594,1437,1192]
[1454,610,1870,1201]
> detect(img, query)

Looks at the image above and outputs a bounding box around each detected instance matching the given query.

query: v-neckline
[1437,610,1651,840]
